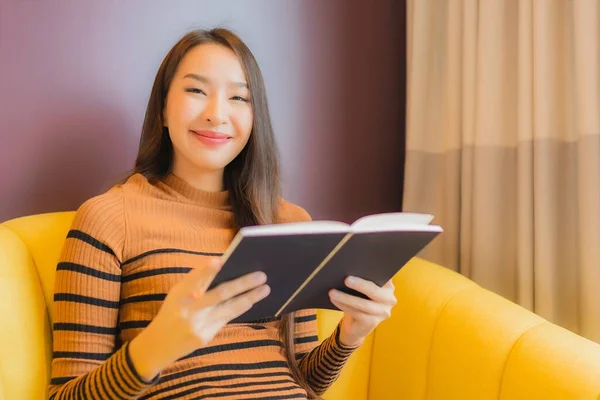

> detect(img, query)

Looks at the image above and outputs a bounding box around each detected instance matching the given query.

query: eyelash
[185,88,205,95]
[185,88,248,102]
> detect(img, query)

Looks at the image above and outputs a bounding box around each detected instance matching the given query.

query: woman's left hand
[329,277,398,347]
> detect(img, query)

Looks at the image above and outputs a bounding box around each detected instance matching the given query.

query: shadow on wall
[294,0,406,223]
[338,0,405,222]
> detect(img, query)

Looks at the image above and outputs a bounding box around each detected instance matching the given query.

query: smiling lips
[190,130,231,146]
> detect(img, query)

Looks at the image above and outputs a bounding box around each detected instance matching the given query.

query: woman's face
[163,43,253,182]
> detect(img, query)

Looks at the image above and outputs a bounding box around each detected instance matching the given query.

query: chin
[189,158,233,173]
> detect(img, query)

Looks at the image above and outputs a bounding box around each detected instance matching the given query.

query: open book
[208,212,442,323]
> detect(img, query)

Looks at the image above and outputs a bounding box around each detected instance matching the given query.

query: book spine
[275,232,354,316]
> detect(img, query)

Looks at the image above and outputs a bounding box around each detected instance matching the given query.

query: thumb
[182,257,223,298]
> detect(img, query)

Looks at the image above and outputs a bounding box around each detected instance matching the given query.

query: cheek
[168,96,201,130]
[233,108,254,140]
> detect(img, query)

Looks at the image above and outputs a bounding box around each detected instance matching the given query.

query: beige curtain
[404,0,600,342]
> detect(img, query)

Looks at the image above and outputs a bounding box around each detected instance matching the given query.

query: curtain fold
[404,0,600,341]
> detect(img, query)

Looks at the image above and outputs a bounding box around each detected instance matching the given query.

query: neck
[171,162,225,193]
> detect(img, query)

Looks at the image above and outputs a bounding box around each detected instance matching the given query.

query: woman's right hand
[128,257,270,381]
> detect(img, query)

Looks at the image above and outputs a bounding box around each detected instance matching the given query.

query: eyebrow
[183,73,248,89]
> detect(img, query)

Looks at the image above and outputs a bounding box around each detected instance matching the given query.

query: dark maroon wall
[0,0,405,223]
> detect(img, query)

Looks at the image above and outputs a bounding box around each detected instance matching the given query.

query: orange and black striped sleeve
[48,189,157,399]
[294,310,358,394]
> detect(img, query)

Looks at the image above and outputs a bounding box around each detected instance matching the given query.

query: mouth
[190,130,232,146]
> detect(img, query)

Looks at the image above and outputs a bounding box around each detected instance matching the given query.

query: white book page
[350,212,440,233]
[239,221,350,236]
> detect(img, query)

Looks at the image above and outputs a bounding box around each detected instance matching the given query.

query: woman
[49,28,397,399]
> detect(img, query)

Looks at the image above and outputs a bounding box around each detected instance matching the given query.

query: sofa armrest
[369,258,600,399]
[0,225,52,399]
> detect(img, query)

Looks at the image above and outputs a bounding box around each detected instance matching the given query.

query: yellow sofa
[1,212,599,399]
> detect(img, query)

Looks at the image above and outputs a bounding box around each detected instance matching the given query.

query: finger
[345,277,397,306]
[330,297,375,322]
[329,289,391,318]
[210,284,271,322]
[195,271,268,309]
[383,279,395,290]
[182,257,223,297]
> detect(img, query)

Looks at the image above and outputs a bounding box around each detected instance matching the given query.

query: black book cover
[281,230,440,313]
[208,232,346,323]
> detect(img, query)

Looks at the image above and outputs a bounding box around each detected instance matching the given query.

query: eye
[231,95,249,102]
[185,88,206,95]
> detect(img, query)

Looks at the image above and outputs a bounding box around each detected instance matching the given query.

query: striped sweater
[49,173,357,399]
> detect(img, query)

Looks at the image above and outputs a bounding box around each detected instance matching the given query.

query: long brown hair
[131,28,319,398]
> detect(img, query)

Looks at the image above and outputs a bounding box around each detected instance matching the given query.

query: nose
[201,94,227,126]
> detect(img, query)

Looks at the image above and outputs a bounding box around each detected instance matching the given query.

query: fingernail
[347,277,356,285]
[330,290,340,299]
[260,285,271,296]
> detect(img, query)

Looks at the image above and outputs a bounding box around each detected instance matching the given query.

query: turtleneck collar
[160,173,231,210]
